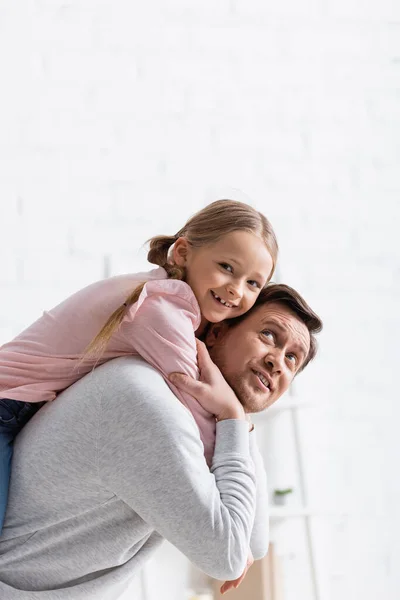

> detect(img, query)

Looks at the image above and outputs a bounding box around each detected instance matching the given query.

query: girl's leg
[0,403,18,533]
[0,399,44,534]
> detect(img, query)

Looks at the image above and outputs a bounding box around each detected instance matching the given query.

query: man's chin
[231,380,272,414]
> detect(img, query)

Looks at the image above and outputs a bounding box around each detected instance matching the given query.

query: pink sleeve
[120,280,216,465]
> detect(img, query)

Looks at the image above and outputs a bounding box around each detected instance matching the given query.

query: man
[0,284,322,599]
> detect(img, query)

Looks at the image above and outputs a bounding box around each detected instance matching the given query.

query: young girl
[0,199,278,532]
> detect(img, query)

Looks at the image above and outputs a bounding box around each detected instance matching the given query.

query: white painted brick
[0,256,20,285]
[327,0,400,20]
[0,217,70,255]
[0,285,63,336]
[20,251,103,286]
[70,220,158,255]
[15,180,112,221]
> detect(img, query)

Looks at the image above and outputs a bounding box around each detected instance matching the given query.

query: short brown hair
[227,283,323,372]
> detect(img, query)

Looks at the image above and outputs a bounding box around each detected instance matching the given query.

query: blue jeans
[0,399,44,533]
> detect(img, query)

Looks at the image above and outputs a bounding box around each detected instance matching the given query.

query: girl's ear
[172,237,191,267]
[205,322,230,348]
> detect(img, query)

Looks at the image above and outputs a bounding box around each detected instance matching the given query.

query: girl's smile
[173,230,274,333]
[210,290,237,309]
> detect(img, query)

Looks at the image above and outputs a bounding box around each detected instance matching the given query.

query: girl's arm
[119,279,215,463]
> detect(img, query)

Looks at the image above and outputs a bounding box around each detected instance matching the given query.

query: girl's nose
[226,281,243,299]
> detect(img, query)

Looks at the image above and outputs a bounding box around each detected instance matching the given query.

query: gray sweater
[0,357,269,599]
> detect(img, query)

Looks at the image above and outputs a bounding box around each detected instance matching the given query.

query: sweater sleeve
[120,279,216,464]
[249,431,270,559]
[98,358,257,582]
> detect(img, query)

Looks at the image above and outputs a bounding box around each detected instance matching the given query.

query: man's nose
[264,349,284,373]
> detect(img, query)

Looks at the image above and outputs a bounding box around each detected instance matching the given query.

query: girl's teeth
[213,292,233,308]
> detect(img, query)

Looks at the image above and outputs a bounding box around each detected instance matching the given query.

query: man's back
[0,357,261,599]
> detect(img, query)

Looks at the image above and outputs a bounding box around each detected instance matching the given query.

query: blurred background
[0,1,399,599]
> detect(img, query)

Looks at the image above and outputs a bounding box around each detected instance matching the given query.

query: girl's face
[173,230,274,332]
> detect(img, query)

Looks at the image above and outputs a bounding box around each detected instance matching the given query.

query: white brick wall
[1,2,399,599]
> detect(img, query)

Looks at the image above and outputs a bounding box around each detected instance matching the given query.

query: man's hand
[219,551,254,595]
[169,339,245,422]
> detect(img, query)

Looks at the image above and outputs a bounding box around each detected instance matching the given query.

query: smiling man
[205,284,319,413]
[0,284,322,600]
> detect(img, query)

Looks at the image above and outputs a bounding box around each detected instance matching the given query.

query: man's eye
[219,263,233,273]
[287,353,297,365]
[261,330,274,340]
[248,280,261,289]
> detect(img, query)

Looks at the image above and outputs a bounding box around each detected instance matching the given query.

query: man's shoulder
[95,355,168,392]
[94,356,196,427]
[98,354,164,381]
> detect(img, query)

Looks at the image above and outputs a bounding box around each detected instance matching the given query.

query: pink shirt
[0,268,216,464]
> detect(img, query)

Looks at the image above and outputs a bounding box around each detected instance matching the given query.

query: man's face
[206,302,311,413]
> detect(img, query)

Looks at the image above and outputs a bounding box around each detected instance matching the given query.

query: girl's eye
[219,262,233,273]
[248,280,261,289]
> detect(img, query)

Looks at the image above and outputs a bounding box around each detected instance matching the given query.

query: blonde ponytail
[81,283,147,360]
[146,233,186,279]
[147,234,177,267]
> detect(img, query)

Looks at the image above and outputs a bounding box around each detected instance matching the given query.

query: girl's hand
[169,339,245,422]
[220,551,254,595]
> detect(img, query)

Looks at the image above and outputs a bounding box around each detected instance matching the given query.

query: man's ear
[205,321,230,348]
[172,237,191,267]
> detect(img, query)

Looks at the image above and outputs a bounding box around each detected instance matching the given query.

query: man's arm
[167,341,270,560]
[97,357,255,582]
[249,430,270,559]
[213,431,269,596]
[169,350,270,592]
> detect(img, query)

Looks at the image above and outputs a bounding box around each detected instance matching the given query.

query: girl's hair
[83,199,278,360]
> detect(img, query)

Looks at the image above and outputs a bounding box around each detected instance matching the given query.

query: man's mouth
[253,369,272,392]
[210,290,237,309]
